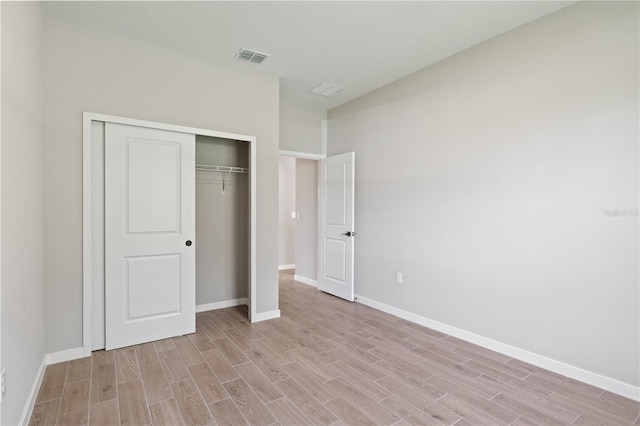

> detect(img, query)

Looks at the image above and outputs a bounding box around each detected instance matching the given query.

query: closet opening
[195,136,250,313]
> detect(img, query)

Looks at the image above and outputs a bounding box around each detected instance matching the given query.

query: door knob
[341,231,356,237]
[185,240,192,246]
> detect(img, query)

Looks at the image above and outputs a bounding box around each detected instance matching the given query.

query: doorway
[277,150,356,301]
[278,154,320,288]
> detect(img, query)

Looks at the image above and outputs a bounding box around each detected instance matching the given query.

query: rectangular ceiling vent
[235,48,269,64]
[309,82,344,97]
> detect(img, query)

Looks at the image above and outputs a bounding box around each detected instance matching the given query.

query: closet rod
[195,164,248,173]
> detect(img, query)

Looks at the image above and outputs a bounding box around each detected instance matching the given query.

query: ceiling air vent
[309,82,344,97]
[235,48,269,64]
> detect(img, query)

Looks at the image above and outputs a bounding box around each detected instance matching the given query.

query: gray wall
[278,156,296,266]
[1,2,46,424]
[295,159,318,281]
[328,1,639,387]
[42,13,280,353]
[279,99,326,155]
[196,136,249,305]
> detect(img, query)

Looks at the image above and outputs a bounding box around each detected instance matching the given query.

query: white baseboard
[252,309,281,322]
[18,357,47,426]
[294,274,318,287]
[196,298,248,313]
[46,347,86,365]
[279,264,295,270]
[355,294,640,402]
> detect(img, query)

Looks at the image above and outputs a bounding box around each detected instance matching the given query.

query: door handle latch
[341,231,356,237]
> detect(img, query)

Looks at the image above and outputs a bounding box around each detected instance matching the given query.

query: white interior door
[105,123,195,350]
[318,152,355,301]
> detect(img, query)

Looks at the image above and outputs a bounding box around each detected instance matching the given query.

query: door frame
[278,149,325,278]
[82,112,257,357]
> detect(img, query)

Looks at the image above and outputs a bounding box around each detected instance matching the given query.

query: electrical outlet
[396,272,403,285]
[1,368,6,399]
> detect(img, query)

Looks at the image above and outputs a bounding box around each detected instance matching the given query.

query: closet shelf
[195,164,248,173]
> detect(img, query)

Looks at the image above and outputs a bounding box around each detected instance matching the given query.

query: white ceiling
[43,1,576,111]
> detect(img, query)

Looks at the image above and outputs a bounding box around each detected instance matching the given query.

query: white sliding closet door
[105,123,196,350]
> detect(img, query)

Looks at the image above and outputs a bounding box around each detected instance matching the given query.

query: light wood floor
[31,270,639,426]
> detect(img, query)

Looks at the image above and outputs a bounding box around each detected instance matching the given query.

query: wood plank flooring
[30,270,639,425]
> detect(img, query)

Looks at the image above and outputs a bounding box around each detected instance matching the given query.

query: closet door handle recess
[185,240,192,247]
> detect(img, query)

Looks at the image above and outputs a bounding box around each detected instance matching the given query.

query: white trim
[18,358,46,426]
[196,298,248,313]
[83,112,258,348]
[90,121,105,351]
[84,113,253,142]
[0,5,3,417]
[278,150,326,160]
[317,163,322,290]
[279,264,295,270]
[294,274,318,287]
[355,294,640,402]
[252,309,281,322]
[249,129,257,323]
[82,116,93,357]
[45,347,86,365]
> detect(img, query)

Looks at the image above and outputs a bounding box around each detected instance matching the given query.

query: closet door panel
[105,122,195,350]
[127,139,181,233]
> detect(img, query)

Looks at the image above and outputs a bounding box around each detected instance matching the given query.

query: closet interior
[195,135,250,311]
